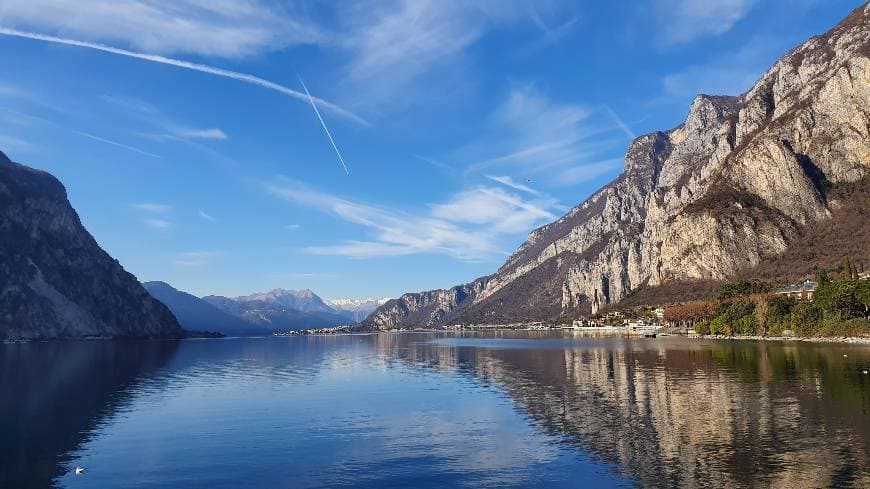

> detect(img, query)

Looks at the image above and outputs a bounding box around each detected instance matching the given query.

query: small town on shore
[276,260,870,340]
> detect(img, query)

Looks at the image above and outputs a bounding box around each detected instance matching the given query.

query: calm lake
[2,332,869,488]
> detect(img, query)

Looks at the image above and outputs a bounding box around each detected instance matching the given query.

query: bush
[710,315,730,335]
[767,319,787,337]
[734,315,757,335]
[816,318,870,337]
[694,320,710,335]
[814,280,864,320]
[717,280,773,300]
[856,280,870,316]
[791,302,823,335]
[766,295,796,323]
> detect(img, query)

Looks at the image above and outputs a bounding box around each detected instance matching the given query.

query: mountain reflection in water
[1,333,868,488]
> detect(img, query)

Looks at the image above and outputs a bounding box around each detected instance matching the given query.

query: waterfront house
[775,279,817,301]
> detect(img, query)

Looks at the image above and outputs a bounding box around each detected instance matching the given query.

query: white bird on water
[74,467,85,476]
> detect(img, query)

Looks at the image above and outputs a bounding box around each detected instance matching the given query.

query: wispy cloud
[0,134,35,153]
[653,0,757,45]
[144,218,172,230]
[101,94,232,148]
[658,35,789,102]
[198,210,216,221]
[414,155,457,176]
[70,129,161,158]
[430,187,556,235]
[485,175,538,195]
[0,106,163,158]
[175,128,228,140]
[463,84,623,187]
[0,27,367,125]
[285,224,302,231]
[0,0,324,58]
[266,178,558,260]
[556,159,624,186]
[174,250,222,267]
[333,0,575,109]
[132,203,172,213]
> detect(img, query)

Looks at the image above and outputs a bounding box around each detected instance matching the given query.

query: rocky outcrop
[0,153,184,340]
[362,4,870,330]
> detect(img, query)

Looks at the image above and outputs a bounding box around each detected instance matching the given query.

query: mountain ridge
[0,152,184,340]
[362,4,870,330]
[202,293,349,332]
[143,281,272,336]
[326,297,391,322]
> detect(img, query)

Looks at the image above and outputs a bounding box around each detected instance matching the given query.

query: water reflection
[2,333,868,488]
[386,333,870,488]
[0,340,178,489]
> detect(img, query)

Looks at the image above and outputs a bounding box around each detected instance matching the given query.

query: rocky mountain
[326,297,391,322]
[0,152,184,340]
[203,294,349,332]
[236,288,336,314]
[143,281,272,336]
[363,4,870,330]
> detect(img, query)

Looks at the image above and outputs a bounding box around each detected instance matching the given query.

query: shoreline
[685,333,870,345]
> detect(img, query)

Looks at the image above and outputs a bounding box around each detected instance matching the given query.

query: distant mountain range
[143,282,272,336]
[235,288,336,314]
[143,283,381,334]
[326,298,391,322]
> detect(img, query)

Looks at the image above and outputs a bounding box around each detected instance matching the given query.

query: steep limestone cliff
[363,4,870,330]
[0,152,184,340]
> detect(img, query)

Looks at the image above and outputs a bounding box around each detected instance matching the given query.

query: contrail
[297,74,349,175]
[0,27,369,126]
[1,108,162,159]
[603,105,636,140]
[72,129,163,159]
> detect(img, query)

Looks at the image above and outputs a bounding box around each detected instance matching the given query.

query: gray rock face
[363,4,870,330]
[0,153,184,340]
[235,288,335,314]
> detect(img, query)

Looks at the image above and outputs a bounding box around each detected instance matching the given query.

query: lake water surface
[3,332,869,488]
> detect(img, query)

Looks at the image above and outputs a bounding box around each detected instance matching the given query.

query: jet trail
[297,74,349,175]
[72,130,162,159]
[603,105,636,140]
[0,27,368,126]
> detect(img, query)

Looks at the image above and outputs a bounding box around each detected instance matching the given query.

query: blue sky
[0,0,862,299]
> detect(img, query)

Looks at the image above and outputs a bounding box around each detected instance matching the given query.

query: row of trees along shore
[663,258,870,337]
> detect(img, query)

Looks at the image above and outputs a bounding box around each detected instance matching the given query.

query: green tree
[767,295,796,323]
[710,315,729,335]
[856,280,870,317]
[735,315,757,335]
[814,280,863,320]
[791,302,822,335]
[842,257,852,280]
[816,270,830,285]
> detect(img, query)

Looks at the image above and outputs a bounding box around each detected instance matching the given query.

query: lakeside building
[775,279,817,301]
